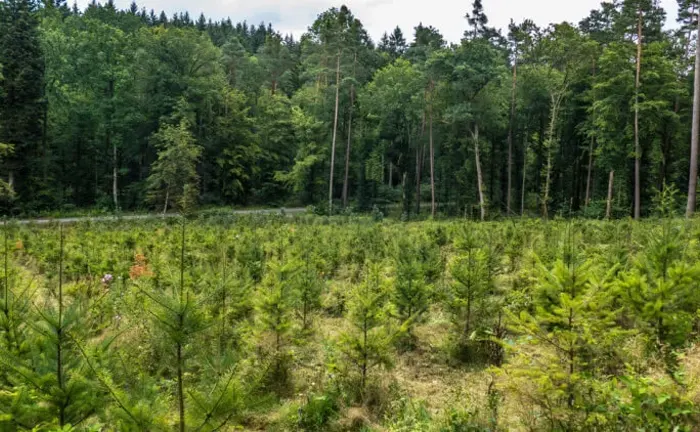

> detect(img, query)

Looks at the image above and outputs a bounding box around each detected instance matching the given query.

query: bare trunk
[429,100,436,217]
[473,124,486,221]
[687,9,700,217]
[585,136,595,208]
[342,90,353,208]
[42,93,49,182]
[521,135,528,216]
[634,9,642,219]
[388,162,393,187]
[107,78,118,210]
[415,145,422,215]
[342,54,357,208]
[163,186,170,216]
[112,139,118,211]
[543,92,563,220]
[606,170,615,219]
[401,172,407,213]
[507,59,517,215]
[329,52,341,215]
[585,60,596,209]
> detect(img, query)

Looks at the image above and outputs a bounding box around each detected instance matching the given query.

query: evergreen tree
[256,258,298,391]
[339,263,392,394]
[391,238,431,347]
[0,0,44,208]
[147,114,202,214]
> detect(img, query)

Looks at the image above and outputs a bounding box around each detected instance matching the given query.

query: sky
[76,0,680,43]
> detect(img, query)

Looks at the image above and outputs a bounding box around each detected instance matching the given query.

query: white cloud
[76,0,680,43]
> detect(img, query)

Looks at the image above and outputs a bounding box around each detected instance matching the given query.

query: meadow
[2,211,700,431]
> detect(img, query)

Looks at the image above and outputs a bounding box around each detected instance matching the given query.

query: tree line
[1,0,700,219]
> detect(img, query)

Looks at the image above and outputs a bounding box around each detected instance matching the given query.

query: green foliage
[147,116,202,214]
[3,121,700,432]
[391,238,431,347]
[257,258,299,392]
[294,390,340,431]
[340,263,393,395]
[0,0,696,218]
[607,373,698,430]
[448,227,492,361]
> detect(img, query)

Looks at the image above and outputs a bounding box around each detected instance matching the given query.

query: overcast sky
[77,0,680,43]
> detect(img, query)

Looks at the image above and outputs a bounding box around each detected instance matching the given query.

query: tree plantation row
[3,0,700,218]
[2,209,700,430]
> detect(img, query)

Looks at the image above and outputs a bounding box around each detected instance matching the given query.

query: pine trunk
[429,97,436,217]
[342,88,353,208]
[585,60,596,208]
[108,78,118,210]
[687,10,700,217]
[112,137,118,211]
[585,136,595,208]
[473,124,486,221]
[329,51,341,215]
[606,170,615,219]
[342,54,357,208]
[543,92,562,220]
[507,59,517,215]
[163,186,170,216]
[415,145,422,215]
[634,10,643,219]
[521,135,528,216]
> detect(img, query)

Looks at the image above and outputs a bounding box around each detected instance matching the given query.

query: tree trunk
[177,222,186,432]
[521,134,528,216]
[107,78,118,210]
[606,170,614,219]
[415,145,422,215]
[112,137,118,211]
[163,186,170,216]
[177,341,185,432]
[585,59,596,209]
[634,9,643,219]
[329,51,341,215]
[342,89,353,208]
[57,226,65,427]
[543,92,563,219]
[415,113,424,215]
[585,136,595,209]
[473,124,486,221]
[342,53,357,209]
[507,59,517,215]
[42,94,49,183]
[429,97,436,217]
[687,9,700,217]
[402,172,408,215]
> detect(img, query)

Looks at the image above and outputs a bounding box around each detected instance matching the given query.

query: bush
[295,391,341,431]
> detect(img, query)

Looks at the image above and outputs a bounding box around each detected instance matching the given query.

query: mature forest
[0,0,700,218]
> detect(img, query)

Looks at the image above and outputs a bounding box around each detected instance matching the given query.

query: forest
[5,0,700,431]
[1,0,700,218]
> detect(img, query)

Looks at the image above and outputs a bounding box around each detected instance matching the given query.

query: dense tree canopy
[1,0,700,218]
